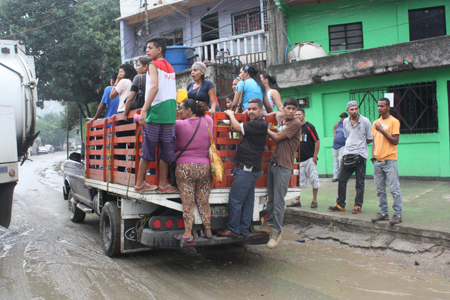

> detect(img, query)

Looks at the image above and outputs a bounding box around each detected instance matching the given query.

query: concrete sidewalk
[284,177,450,245]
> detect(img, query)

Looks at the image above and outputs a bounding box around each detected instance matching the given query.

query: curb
[284,208,450,246]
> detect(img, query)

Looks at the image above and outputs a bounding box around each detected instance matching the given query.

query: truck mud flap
[180,233,270,248]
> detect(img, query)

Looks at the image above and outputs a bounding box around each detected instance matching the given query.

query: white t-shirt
[115,78,132,113]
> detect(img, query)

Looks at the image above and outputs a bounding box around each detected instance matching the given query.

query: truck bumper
[139,228,270,249]
[0,162,18,184]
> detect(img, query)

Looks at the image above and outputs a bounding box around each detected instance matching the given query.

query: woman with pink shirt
[174,99,213,242]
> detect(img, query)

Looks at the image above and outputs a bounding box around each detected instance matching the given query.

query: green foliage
[0,0,121,128]
[36,112,66,146]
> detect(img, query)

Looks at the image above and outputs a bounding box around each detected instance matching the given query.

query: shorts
[299,157,320,189]
[141,122,176,163]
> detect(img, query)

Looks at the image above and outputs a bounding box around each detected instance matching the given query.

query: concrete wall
[284,0,450,54]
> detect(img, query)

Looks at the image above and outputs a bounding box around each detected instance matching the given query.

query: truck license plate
[211,206,229,217]
[0,167,7,173]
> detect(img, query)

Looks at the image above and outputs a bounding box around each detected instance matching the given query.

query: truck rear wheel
[100,201,121,257]
[0,182,16,228]
[68,190,86,223]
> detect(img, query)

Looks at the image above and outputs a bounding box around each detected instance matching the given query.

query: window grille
[409,6,446,41]
[329,22,363,52]
[232,7,262,35]
[349,82,438,134]
[160,28,183,46]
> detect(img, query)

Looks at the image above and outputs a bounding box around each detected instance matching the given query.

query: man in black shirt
[218,98,268,236]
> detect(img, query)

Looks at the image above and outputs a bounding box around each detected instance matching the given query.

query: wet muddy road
[1,153,450,299]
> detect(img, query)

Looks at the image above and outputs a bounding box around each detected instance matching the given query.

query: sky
[36,100,65,117]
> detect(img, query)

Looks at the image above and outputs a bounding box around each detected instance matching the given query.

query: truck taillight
[164,219,174,228]
[1,47,10,54]
[152,219,161,229]
[9,169,15,177]
[176,219,184,228]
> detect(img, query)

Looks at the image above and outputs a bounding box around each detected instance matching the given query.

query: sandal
[174,234,194,242]
[310,201,318,208]
[204,230,213,239]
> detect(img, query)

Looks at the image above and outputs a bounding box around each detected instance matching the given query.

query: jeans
[266,161,291,232]
[332,147,345,179]
[373,160,403,216]
[227,168,261,235]
[336,157,366,208]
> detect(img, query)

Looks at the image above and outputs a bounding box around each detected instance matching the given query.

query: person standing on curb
[332,112,348,182]
[329,101,373,214]
[287,109,320,208]
[370,98,403,225]
[217,98,268,237]
[254,98,301,249]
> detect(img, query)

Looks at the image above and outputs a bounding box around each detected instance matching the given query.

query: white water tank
[287,41,327,62]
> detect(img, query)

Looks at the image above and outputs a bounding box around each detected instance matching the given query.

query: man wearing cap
[187,61,218,115]
[332,112,348,182]
[329,101,373,214]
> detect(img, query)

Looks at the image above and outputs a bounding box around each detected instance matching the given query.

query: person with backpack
[122,56,150,119]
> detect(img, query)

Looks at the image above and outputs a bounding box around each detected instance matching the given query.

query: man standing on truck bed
[217,98,268,237]
[134,37,178,193]
[255,98,301,248]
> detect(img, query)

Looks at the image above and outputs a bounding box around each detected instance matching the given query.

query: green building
[269,0,450,179]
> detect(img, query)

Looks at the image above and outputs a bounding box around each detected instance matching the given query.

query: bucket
[165,46,195,72]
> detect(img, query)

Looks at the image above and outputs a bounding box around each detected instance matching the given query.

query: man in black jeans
[329,101,373,214]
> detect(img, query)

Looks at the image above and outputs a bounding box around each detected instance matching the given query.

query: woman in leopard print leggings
[174,99,213,241]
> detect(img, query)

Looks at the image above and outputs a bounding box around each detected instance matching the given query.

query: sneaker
[332,178,338,182]
[352,206,362,214]
[254,224,273,234]
[157,184,178,194]
[267,229,282,249]
[371,213,389,222]
[134,182,158,193]
[328,203,345,211]
[389,215,402,225]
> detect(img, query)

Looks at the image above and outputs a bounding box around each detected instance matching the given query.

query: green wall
[286,0,450,54]
[280,68,450,178]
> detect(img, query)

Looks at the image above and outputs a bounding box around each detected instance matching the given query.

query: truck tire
[100,201,121,257]
[0,182,16,228]
[68,190,86,223]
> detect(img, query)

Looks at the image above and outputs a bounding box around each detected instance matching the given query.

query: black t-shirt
[130,74,146,93]
[300,122,319,162]
[187,80,215,104]
[235,117,268,172]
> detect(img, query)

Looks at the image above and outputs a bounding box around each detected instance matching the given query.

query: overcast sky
[36,100,65,117]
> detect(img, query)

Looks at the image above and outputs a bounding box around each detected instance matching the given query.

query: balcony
[191,30,266,63]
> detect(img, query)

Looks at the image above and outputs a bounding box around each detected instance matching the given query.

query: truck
[63,111,301,256]
[0,40,39,228]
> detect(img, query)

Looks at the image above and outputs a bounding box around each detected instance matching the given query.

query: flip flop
[174,234,194,242]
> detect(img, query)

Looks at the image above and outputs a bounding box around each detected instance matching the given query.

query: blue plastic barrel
[165,46,195,73]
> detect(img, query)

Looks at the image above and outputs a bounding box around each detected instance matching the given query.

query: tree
[0,0,122,129]
[35,112,66,146]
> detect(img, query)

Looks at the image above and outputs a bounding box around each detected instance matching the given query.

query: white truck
[63,112,301,256]
[0,40,39,228]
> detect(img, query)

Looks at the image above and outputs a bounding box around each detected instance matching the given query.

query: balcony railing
[192,30,266,62]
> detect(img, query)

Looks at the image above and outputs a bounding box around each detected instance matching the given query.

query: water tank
[165,46,195,72]
[287,42,327,62]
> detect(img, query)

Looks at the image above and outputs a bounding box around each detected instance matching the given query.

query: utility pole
[144,0,149,37]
